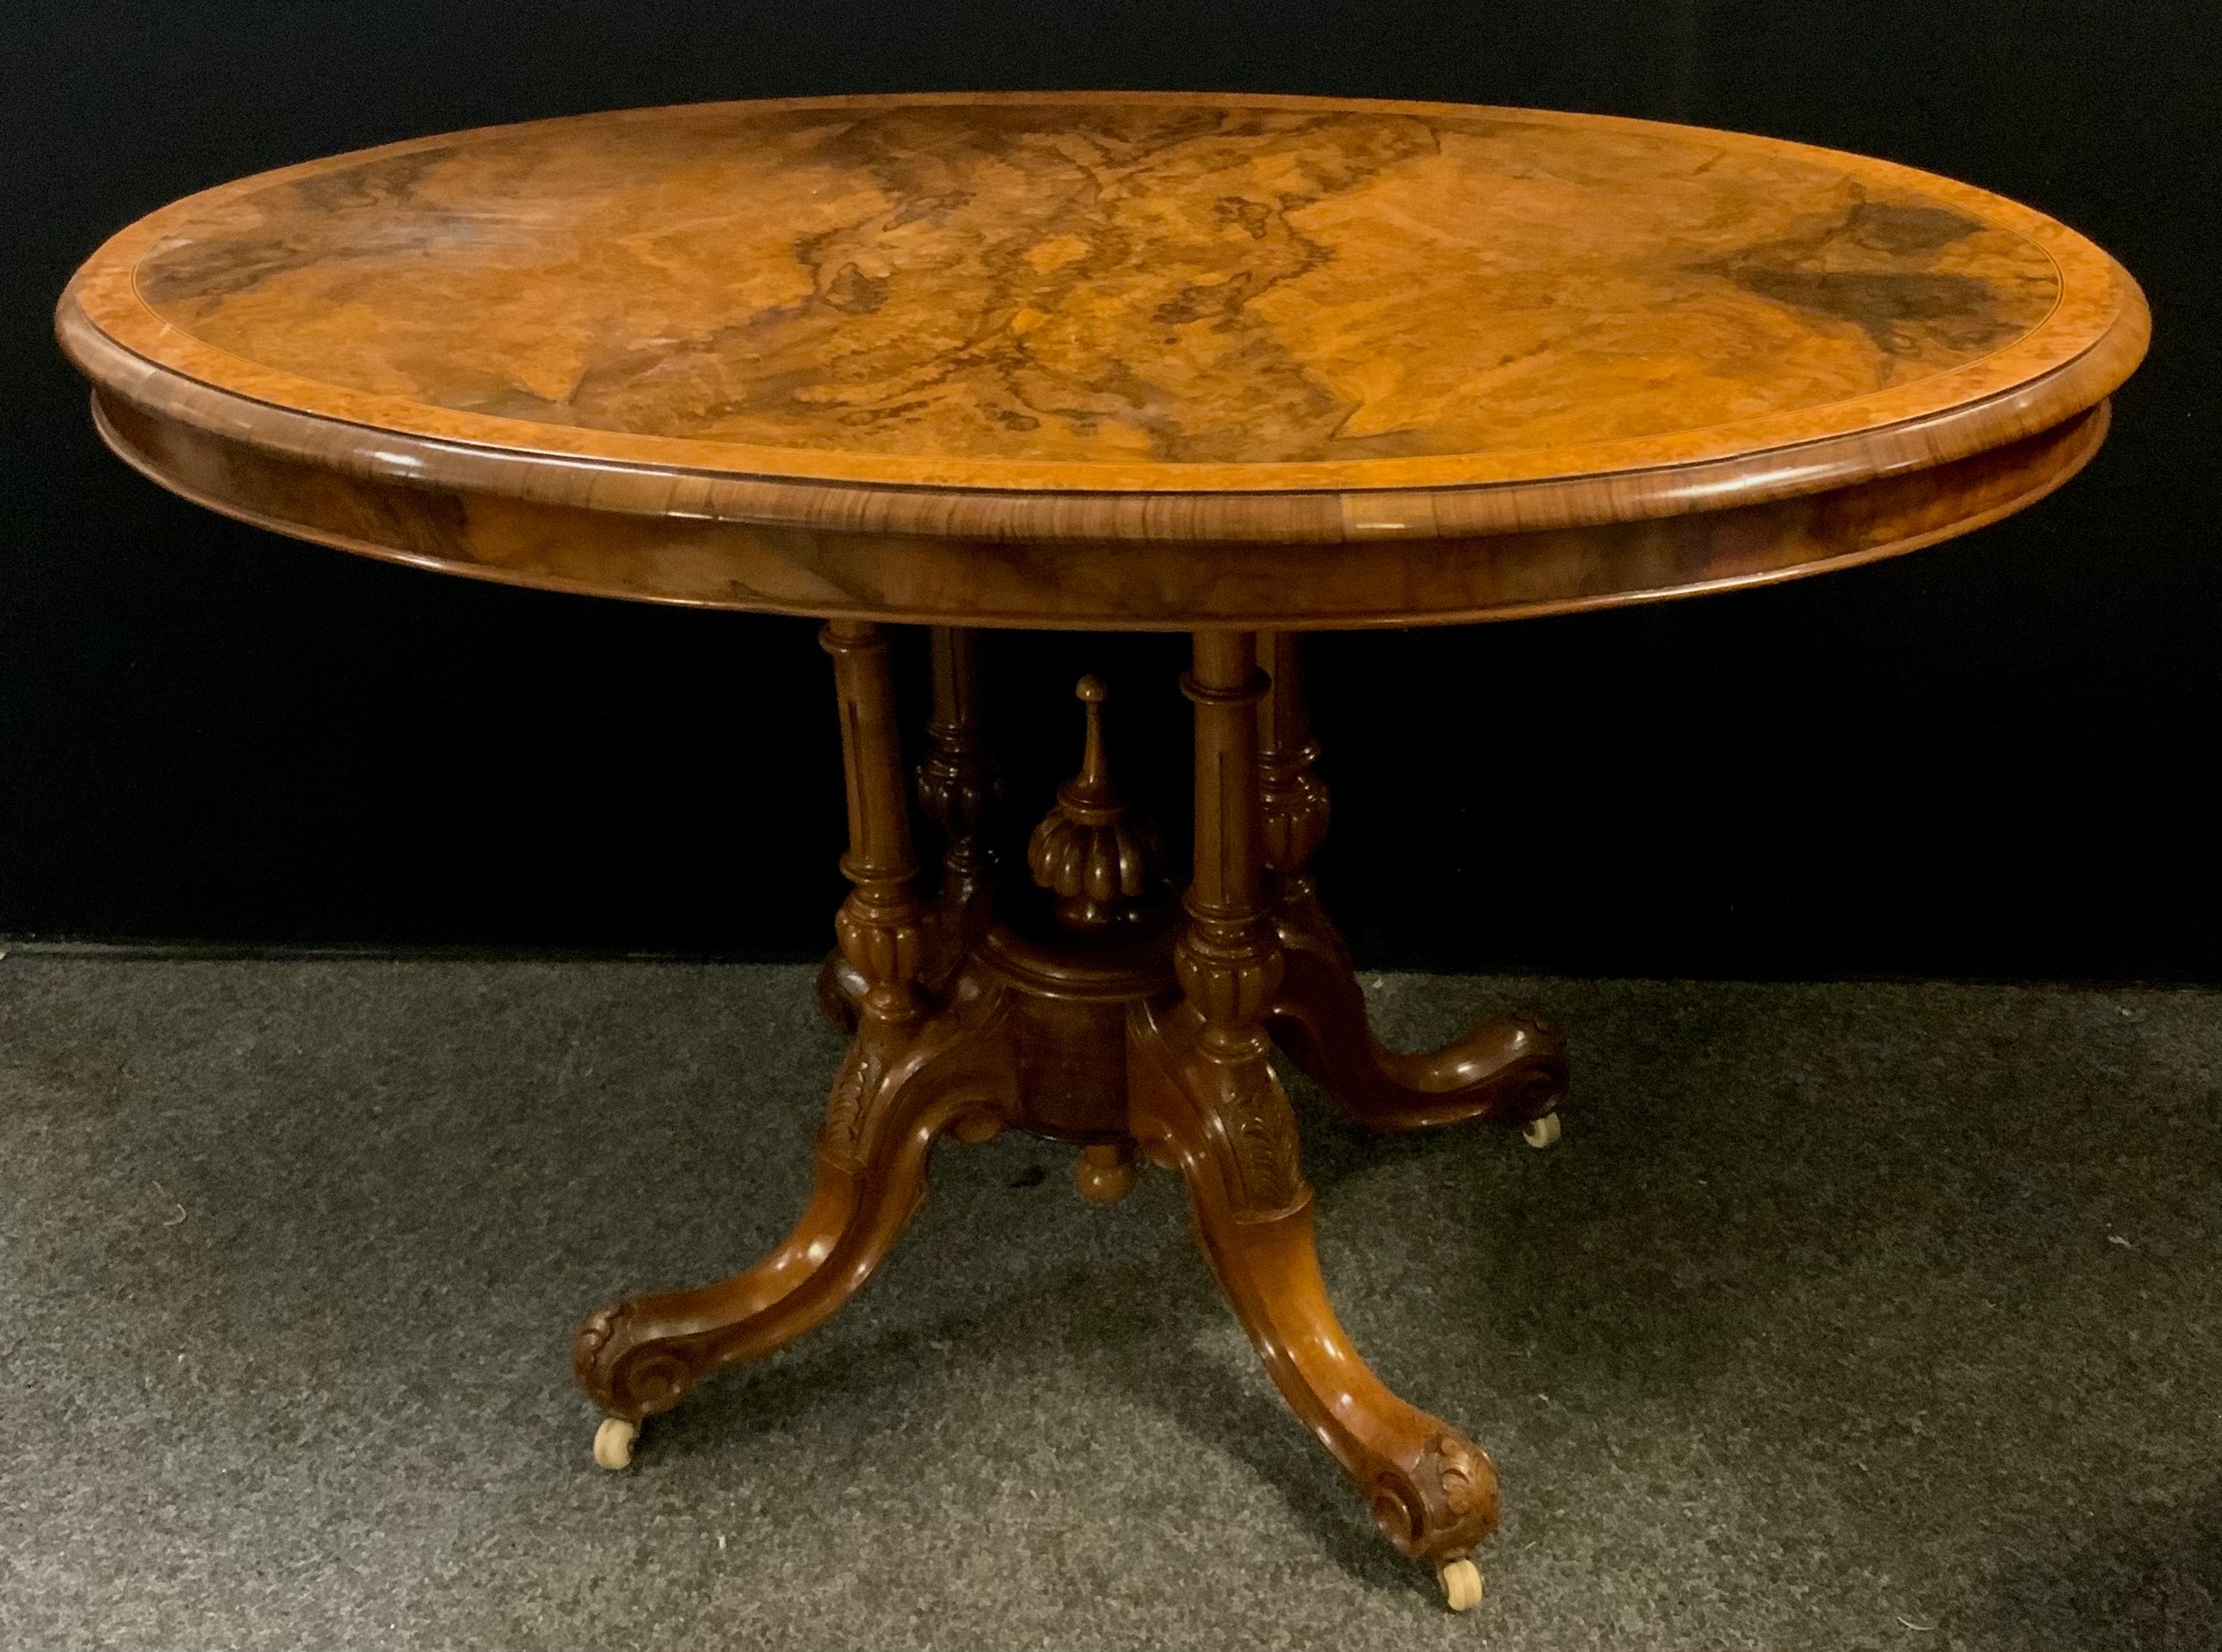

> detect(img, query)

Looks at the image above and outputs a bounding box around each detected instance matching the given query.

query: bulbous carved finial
[1027,674,1165,928]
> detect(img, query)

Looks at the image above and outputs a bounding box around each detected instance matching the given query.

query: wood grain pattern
[59,92,2146,583]
[87,384,2111,629]
[577,622,1552,1584]
[59,94,2147,1600]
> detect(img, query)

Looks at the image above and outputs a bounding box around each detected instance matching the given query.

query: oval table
[59,92,2146,1611]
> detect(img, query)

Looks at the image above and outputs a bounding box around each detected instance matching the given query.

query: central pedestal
[572,625,1569,1611]
[970,918,1178,1143]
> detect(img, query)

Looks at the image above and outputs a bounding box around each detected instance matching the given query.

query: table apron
[92,391,2108,633]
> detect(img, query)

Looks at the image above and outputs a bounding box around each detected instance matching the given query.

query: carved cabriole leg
[1256,632,1571,1135]
[817,626,996,1032]
[1127,631,1499,1572]
[577,620,1019,1427]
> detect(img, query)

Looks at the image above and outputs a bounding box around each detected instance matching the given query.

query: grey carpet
[0,956,2217,1651]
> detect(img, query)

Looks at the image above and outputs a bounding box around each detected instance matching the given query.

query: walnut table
[58,92,2146,1611]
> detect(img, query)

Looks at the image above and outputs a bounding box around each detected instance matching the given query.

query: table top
[60,92,2147,628]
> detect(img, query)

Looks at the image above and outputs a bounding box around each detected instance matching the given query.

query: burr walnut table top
[59,92,2147,628]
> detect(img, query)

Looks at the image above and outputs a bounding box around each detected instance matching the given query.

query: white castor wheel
[593,1417,638,1471]
[1522,1112,1562,1149]
[1438,1558,1483,1612]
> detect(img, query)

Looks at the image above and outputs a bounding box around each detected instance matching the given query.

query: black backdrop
[4,0,2217,978]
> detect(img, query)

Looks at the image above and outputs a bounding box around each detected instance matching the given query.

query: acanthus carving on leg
[1169,632,1296,1205]
[1128,996,1499,1563]
[579,619,1016,1425]
[1128,630,1499,1569]
[576,978,1019,1420]
[1255,632,1569,1134]
[1171,910,1298,1209]
[585,620,1533,1592]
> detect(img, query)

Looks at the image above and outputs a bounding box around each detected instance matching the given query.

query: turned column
[917,626,996,909]
[1131,632,1500,1598]
[1179,632,1285,1066]
[1257,632,1331,898]
[821,620,926,1030]
[819,626,995,1030]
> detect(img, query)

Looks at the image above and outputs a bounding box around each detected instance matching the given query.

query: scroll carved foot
[1269,889,1568,1135]
[1127,998,1500,1568]
[573,984,1019,1425]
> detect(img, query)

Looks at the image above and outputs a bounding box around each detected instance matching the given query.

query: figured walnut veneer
[59,92,2146,1605]
[60,92,2143,626]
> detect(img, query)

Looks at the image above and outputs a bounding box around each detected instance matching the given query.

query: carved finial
[1027,675,1165,928]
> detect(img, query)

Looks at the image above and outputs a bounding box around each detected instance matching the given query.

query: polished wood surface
[59,93,2146,1607]
[575,626,1562,1597]
[80,384,2111,629]
[59,92,2144,626]
[1025,675,1169,928]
